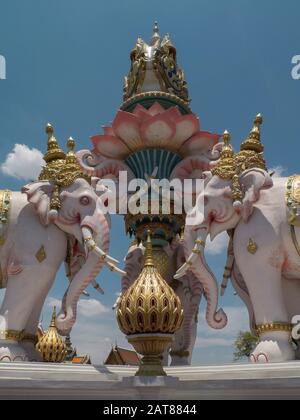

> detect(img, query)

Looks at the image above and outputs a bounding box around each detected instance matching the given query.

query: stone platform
[0,361,300,399]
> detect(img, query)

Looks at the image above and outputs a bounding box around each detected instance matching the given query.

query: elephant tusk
[106,262,126,276]
[83,236,120,265]
[174,262,190,279]
[92,280,104,295]
[112,292,122,309]
[93,245,120,265]
[174,235,206,279]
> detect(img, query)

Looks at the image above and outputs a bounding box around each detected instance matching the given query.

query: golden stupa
[36,307,67,363]
[116,230,183,375]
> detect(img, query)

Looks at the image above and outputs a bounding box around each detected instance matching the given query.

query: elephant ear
[22,181,54,226]
[238,168,273,222]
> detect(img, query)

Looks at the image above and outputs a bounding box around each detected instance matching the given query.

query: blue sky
[0,0,300,365]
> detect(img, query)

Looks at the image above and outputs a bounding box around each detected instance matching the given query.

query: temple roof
[104,345,140,366]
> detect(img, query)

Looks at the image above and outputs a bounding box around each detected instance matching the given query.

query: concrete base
[1,361,300,399]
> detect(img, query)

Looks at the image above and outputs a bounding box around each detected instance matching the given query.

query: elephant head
[22,177,124,335]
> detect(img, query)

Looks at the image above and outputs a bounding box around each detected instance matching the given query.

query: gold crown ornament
[235,113,267,172]
[211,130,236,180]
[39,123,91,210]
[36,306,67,363]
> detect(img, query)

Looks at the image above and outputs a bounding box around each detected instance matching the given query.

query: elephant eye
[80,196,90,206]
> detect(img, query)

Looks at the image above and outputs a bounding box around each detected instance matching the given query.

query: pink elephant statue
[0,129,124,362]
[176,121,300,363]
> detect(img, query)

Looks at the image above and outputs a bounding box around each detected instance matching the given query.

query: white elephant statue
[119,236,203,366]
[0,125,124,362]
[176,115,300,363]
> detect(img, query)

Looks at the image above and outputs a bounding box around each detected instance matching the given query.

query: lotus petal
[102,126,114,136]
[132,104,150,121]
[171,114,200,151]
[170,156,211,181]
[179,131,220,157]
[112,110,143,151]
[160,106,182,122]
[140,114,175,148]
[147,101,165,116]
[91,135,130,159]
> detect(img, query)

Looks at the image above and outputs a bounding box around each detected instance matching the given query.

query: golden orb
[116,231,183,376]
[116,233,183,336]
[36,306,67,363]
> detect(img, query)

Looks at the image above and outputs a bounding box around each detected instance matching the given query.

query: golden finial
[144,230,154,267]
[36,306,67,363]
[211,130,235,179]
[65,137,77,164]
[43,122,66,163]
[223,129,230,144]
[50,306,57,327]
[240,113,264,153]
[151,21,160,44]
[235,113,267,171]
[46,122,53,136]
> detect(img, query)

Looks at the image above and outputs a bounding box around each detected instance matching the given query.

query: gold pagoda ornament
[116,231,183,376]
[235,113,267,172]
[36,307,67,363]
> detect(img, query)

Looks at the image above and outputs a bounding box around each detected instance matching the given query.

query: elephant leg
[238,259,294,363]
[0,265,56,362]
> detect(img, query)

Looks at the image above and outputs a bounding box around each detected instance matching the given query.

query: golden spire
[211,130,236,179]
[240,113,264,153]
[235,113,267,172]
[151,21,160,45]
[144,230,154,267]
[43,123,66,163]
[36,306,67,363]
[65,137,77,165]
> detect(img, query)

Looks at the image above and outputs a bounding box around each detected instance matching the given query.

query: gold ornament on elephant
[211,130,236,180]
[235,113,267,172]
[39,124,91,210]
[255,322,292,336]
[247,238,258,255]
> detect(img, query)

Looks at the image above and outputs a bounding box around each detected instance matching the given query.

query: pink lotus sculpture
[77,102,221,181]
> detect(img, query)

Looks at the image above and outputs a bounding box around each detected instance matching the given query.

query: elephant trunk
[56,211,110,335]
[175,227,227,330]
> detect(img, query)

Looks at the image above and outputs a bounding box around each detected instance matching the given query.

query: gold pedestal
[127,333,173,376]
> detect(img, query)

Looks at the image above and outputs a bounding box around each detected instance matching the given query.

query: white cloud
[46,296,109,318]
[205,231,229,255]
[196,337,234,348]
[269,165,286,177]
[0,144,44,180]
[77,298,109,317]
